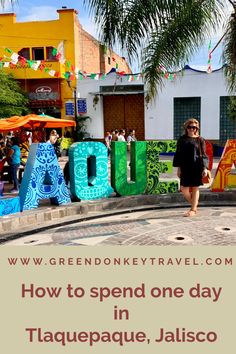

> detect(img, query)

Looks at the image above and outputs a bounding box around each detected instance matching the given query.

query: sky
[0,0,231,72]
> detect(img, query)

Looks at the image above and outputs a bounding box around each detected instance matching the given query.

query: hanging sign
[77,98,87,114]
[65,101,75,116]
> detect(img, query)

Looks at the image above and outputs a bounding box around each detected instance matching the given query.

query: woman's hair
[183,118,199,134]
[11,137,19,146]
[50,129,58,137]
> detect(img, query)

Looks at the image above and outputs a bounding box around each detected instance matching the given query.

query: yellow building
[0,8,131,121]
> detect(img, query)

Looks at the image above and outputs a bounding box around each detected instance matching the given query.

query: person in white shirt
[127,129,137,143]
[104,131,112,156]
[117,129,126,142]
[47,130,60,158]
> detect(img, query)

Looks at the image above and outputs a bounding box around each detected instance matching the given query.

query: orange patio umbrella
[0,114,76,131]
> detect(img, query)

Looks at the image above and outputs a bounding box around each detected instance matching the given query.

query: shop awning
[0,114,76,131]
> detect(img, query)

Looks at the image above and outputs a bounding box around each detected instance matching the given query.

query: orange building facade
[0,8,131,120]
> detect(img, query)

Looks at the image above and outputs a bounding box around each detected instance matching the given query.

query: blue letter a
[19,143,71,211]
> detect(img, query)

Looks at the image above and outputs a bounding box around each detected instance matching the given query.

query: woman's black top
[173,135,209,187]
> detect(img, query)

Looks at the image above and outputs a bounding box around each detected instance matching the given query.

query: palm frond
[83,0,126,47]
[142,0,225,97]
[224,8,236,93]
[0,0,17,8]
[84,1,225,97]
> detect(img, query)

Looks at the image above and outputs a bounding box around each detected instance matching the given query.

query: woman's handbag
[198,138,212,184]
[203,169,211,184]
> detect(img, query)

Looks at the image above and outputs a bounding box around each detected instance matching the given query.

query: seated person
[60,131,74,156]
[0,157,7,182]
[47,130,61,158]
[0,134,6,160]
[19,130,30,166]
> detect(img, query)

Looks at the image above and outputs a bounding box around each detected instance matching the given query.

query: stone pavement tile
[1,187,236,241]
[4,205,236,246]
[3,233,53,246]
[97,207,236,246]
[71,235,114,246]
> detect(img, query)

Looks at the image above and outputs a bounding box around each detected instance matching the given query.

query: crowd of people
[0,133,26,193]
[104,129,137,154]
[0,120,209,220]
[0,129,74,194]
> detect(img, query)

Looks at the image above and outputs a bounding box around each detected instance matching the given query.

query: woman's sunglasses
[187,125,198,130]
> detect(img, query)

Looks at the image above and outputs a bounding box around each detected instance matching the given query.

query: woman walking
[173,118,208,217]
[7,137,21,193]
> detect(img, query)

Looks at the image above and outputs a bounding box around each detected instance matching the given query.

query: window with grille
[220,96,236,145]
[32,47,44,60]
[18,48,30,60]
[46,47,57,61]
[174,97,201,139]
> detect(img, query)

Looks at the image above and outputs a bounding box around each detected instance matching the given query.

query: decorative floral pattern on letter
[146,140,178,194]
[69,142,113,200]
[111,141,147,196]
[19,143,71,211]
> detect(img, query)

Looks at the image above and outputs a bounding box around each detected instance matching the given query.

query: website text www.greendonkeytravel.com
[5,256,233,267]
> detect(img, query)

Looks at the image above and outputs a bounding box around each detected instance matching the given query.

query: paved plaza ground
[3,205,236,246]
[1,155,236,246]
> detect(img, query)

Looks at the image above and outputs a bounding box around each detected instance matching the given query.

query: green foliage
[0,0,17,7]
[0,70,29,118]
[228,96,236,120]
[224,11,236,93]
[84,0,236,98]
[76,115,91,141]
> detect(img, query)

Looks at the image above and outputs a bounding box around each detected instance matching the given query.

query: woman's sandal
[184,209,197,217]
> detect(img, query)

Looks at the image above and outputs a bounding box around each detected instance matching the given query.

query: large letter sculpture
[211,140,236,191]
[19,143,71,211]
[0,196,20,216]
[111,141,147,196]
[69,142,113,200]
[146,140,178,194]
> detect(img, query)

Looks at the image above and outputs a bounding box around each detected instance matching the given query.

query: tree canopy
[0,70,29,118]
[0,0,15,8]
[0,0,17,7]
[1,0,235,98]
[84,0,235,98]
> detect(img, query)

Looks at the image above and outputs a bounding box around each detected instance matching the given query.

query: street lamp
[73,87,77,123]
[66,77,77,121]
[66,76,78,141]
[66,73,90,141]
